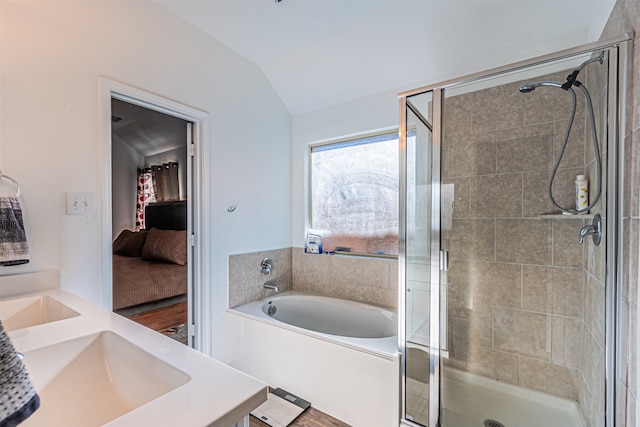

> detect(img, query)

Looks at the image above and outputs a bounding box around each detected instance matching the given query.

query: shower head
[519,81,563,93]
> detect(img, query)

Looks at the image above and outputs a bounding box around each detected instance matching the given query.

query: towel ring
[0,171,21,198]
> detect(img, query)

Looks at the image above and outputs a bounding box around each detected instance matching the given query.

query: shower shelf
[536,213,595,220]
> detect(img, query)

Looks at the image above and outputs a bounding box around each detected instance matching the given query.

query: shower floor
[406,368,584,427]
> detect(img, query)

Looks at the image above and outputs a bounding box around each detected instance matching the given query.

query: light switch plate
[66,192,95,215]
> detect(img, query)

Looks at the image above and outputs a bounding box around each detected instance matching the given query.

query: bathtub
[226,291,400,426]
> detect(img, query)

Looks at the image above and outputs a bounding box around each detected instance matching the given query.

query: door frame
[98,77,213,355]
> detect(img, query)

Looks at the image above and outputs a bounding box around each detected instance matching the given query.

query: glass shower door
[400,38,628,427]
[439,49,612,427]
[401,89,441,427]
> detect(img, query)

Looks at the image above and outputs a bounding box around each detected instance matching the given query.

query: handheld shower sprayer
[519,51,605,214]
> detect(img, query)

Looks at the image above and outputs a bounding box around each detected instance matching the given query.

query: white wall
[111,134,143,239]
[0,1,292,359]
[291,89,399,247]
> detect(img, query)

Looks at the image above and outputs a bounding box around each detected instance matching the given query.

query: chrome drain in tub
[484,420,505,427]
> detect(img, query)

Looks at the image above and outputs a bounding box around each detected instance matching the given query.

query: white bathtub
[261,292,397,338]
[226,291,400,426]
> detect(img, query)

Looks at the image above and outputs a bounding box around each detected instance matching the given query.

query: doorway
[99,78,211,352]
[111,98,190,345]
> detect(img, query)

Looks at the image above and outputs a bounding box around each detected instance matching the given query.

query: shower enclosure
[399,35,631,427]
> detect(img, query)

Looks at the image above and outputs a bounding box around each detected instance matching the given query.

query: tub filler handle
[260,257,272,275]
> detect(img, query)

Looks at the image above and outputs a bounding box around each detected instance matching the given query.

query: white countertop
[1,272,267,427]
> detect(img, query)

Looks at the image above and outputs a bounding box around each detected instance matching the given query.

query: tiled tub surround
[291,248,398,308]
[228,248,293,308]
[229,247,397,309]
[441,64,608,425]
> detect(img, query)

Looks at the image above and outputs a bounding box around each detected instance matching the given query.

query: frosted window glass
[310,132,401,255]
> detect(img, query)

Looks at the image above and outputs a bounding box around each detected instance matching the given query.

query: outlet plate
[66,192,95,215]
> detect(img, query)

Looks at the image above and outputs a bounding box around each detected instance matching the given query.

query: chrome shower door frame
[398,34,632,427]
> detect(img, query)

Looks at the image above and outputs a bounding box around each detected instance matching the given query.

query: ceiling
[157,0,616,116]
[111,99,188,157]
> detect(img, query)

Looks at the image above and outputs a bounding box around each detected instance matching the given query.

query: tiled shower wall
[228,247,397,308]
[441,64,606,422]
[600,2,640,427]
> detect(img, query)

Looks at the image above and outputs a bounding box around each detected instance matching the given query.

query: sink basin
[21,331,190,426]
[0,295,80,331]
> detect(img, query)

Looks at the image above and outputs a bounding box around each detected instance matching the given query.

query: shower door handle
[440,250,449,271]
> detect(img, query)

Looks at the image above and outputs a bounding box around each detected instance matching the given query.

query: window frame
[307,128,401,259]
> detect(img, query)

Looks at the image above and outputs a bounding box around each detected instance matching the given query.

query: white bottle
[575,175,588,212]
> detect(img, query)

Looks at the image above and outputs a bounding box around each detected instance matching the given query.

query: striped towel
[0,321,40,426]
[0,197,29,266]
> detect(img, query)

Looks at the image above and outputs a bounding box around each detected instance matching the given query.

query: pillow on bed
[141,228,187,265]
[113,229,148,257]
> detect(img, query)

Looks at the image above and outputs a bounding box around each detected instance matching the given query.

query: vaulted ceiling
[157,0,616,116]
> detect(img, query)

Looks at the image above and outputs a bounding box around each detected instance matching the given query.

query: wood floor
[125,300,187,331]
[249,407,351,427]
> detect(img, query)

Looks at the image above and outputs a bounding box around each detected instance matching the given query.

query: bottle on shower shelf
[576,175,588,213]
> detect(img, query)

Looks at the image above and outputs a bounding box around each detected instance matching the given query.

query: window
[309,131,400,256]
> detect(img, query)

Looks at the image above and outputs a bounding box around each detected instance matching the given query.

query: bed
[112,201,188,311]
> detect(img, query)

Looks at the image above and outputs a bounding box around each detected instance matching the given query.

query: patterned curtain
[136,168,156,231]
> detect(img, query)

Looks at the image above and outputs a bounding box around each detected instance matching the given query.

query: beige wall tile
[469,261,522,309]
[495,219,552,265]
[496,121,555,141]
[519,357,579,401]
[291,248,397,307]
[442,93,472,138]
[585,275,606,349]
[523,170,556,217]
[586,226,607,283]
[471,173,523,218]
[451,307,493,349]
[494,307,549,360]
[476,142,497,176]
[552,267,584,318]
[554,119,586,170]
[466,345,520,383]
[496,134,553,174]
[447,135,477,178]
[447,259,471,305]
[471,82,524,133]
[523,265,553,313]
[228,247,293,307]
[551,316,583,369]
[446,219,495,261]
[442,177,471,219]
[553,219,585,268]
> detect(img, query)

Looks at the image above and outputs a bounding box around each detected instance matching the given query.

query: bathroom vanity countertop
[1,272,267,427]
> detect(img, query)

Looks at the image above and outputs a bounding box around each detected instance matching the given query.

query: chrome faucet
[579,214,602,246]
[263,280,279,292]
